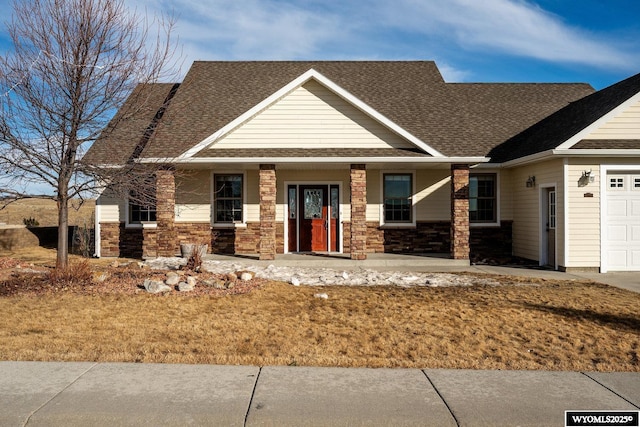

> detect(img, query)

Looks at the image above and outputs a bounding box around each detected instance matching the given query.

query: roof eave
[139,156,489,165]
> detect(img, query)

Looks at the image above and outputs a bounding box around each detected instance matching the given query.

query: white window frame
[379,170,416,227]
[211,171,247,228]
[469,171,500,227]
[125,196,157,229]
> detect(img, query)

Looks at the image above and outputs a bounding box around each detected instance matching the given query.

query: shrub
[185,249,203,272]
[23,217,39,227]
[47,259,93,287]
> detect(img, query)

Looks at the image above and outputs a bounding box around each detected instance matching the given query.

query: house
[85,61,640,272]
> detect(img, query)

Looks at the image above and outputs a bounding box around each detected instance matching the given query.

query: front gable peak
[179,68,443,159]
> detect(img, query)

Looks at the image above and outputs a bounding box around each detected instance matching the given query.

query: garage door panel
[606,172,640,271]
[607,250,628,268]
[608,225,628,241]
[607,199,627,217]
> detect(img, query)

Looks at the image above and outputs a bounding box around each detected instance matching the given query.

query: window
[469,174,496,223]
[609,176,625,189]
[214,174,243,223]
[128,190,156,224]
[383,173,412,223]
[548,190,556,229]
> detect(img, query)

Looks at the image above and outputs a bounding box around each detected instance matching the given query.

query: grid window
[129,194,156,224]
[469,174,496,223]
[609,177,624,189]
[383,174,412,223]
[214,174,243,223]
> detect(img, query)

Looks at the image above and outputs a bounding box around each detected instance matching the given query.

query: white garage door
[606,172,640,270]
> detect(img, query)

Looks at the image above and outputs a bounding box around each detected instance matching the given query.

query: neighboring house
[84,61,640,272]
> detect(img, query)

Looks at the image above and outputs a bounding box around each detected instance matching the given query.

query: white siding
[210,80,415,150]
[415,170,450,221]
[567,160,600,267]
[509,159,564,264]
[175,170,211,223]
[583,98,640,140]
[366,171,380,222]
[245,170,260,222]
[96,190,124,223]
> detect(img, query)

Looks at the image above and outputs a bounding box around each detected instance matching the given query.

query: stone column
[259,164,277,260]
[451,164,470,260]
[350,164,367,260]
[156,167,178,257]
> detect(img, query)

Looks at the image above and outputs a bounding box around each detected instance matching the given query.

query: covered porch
[144,161,474,261]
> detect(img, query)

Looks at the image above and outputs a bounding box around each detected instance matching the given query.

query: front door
[289,184,339,252]
[300,186,328,251]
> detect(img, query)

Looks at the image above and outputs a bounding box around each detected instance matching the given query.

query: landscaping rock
[226,281,235,289]
[143,279,172,294]
[226,272,237,282]
[240,272,253,281]
[186,276,197,286]
[178,281,195,292]
[165,272,180,286]
[291,277,301,286]
[314,293,329,299]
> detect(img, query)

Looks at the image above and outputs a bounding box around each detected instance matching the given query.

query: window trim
[125,195,157,228]
[380,170,416,227]
[211,171,246,228]
[469,171,500,227]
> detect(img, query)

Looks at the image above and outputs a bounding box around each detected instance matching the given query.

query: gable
[580,97,640,141]
[207,80,417,152]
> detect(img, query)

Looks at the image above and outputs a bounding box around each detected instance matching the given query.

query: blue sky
[1,0,639,89]
[0,0,639,196]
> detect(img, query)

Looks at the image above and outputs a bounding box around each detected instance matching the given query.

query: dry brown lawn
[0,248,638,372]
[0,198,95,227]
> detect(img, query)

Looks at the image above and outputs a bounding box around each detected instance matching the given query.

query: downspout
[94,199,101,258]
[562,158,569,271]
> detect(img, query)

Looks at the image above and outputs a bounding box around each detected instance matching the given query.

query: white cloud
[131,0,638,77]
[375,0,638,70]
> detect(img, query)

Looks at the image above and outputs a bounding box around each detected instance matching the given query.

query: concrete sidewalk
[1,362,638,426]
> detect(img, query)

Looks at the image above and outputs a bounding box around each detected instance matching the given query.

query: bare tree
[0,0,179,268]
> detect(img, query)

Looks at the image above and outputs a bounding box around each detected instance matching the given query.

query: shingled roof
[488,71,640,163]
[86,61,595,164]
[83,83,179,165]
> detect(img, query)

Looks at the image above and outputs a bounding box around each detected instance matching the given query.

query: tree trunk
[57,196,69,269]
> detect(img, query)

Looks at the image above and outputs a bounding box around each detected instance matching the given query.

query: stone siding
[451,164,470,260]
[156,168,178,257]
[350,164,367,260]
[470,221,513,260]
[259,164,277,260]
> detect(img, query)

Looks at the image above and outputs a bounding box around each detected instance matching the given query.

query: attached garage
[603,171,640,271]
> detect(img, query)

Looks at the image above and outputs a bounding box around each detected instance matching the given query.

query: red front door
[299,185,328,251]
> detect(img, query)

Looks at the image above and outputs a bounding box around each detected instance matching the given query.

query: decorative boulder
[165,272,181,286]
[143,279,172,294]
[178,281,195,292]
[240,272,254,281]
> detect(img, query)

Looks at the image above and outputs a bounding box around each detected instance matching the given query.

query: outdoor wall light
[579,169,595,187]
[526,176,536,188]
